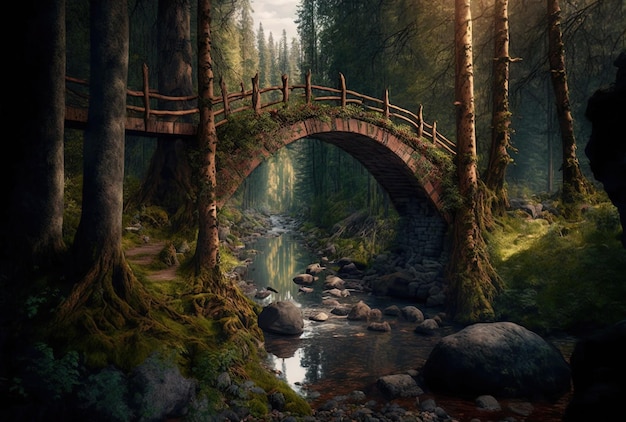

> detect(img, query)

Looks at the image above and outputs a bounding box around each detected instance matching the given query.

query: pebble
[229,390,463,422]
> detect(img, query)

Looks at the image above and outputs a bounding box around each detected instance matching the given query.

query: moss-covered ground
[488,199,626,335]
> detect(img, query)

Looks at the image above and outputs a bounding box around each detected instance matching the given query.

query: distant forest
[65,0,625,194]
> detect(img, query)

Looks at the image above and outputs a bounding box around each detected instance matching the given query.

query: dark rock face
[129,354,197,422]
[377,374,423,398]
[585,51,626,247]
[257,300,304,335]
[563,319,626,422]
[422,322,571,400]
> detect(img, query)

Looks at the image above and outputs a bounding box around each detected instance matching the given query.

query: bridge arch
[217,117,452,263]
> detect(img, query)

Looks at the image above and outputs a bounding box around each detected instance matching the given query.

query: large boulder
[584,51,626,247]
[129,354,197,422]
[563,319,626,422]
[257,301,304,335]
[422,322,571,400]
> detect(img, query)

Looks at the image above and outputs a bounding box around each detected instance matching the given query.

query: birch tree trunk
[485,0,513,215]
[547,0,593,209]
[195,0,221,276]
[448,0,502,324]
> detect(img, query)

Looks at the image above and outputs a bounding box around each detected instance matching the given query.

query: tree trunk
[1,0,66,276]
[195,0,221,276]
[131,0,196,230]
[448,0,502,325]
[485,0,512,216]
[547,0,593,208]
[60,0,149,321]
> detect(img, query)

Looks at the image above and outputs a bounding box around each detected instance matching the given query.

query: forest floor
[125,240,179,282]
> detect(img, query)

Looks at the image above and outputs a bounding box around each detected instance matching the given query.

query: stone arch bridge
[217,115,454,265]
[65,71,456,265]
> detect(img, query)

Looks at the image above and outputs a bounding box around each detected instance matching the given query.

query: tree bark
[547,0,593,208]
[485,0,512,215]
[448,0,502,324]
[131,0,196,230]
[1,0,66,276]
[195,0,221,276]
[61,0,149,320]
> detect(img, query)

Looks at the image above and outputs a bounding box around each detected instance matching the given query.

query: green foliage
[491,204,626,333]
[77,367,132,422]
[217,109,280,159]
[244,361,311,416]
[24,287,62,319]
[138,206,170,229]
[191,347,240,386]
[16,343,81,401]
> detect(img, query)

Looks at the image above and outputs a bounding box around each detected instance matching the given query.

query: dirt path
[125,241,179,282]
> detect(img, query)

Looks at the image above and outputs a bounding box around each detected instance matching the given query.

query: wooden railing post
[281,73,289,105]
[305,70,312,104]
[252,72,260,114]
[339,72,347,107]
[432,121,438,145]
[417,104,424,139]
[383,89,390,119]
[142,63,150,128]
[220,76,230,117]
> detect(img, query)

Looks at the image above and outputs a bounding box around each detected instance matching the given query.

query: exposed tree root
[446,184,503,324]
[47,238,264,380]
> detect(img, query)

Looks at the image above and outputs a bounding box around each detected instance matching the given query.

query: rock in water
[422,321,571,400]
[257,301,304,335]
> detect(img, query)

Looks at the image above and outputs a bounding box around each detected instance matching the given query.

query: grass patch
[490,203,626,334]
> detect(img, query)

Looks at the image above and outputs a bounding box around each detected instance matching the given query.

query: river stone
[414,318,439,336]
[377,374,423,398]
[368,308,382,321]
[257,301,304,335]
[324,275,345,289]
[322,298,340,307]
[368,321,391,332]
[306,263,326,275]
[325,288,349,297]
[293,273,316,285]
[383,305,401,316]
[330,304,351,316]
[298,286,314,294]
[475,394,501,411]
[347,300,371,320]
[401,305,424,322]
[422,321,571,399]
[310,312,329,322]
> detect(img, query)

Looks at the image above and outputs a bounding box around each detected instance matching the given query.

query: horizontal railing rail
[65,65,456,154]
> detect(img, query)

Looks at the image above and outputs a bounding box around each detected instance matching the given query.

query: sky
[250,0,299,41]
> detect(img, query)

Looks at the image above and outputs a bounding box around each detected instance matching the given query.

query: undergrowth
[489,201,626,334]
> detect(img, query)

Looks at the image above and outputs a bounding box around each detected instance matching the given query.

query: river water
[242,215,575,421]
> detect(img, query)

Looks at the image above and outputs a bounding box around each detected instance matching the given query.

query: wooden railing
[65,65,456,154]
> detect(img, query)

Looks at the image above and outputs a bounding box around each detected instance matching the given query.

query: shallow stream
[243,215,576,421]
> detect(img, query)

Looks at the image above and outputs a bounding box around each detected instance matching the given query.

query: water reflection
[246,217,322,307]
[242,216,577,422]
[244,215,453,399]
